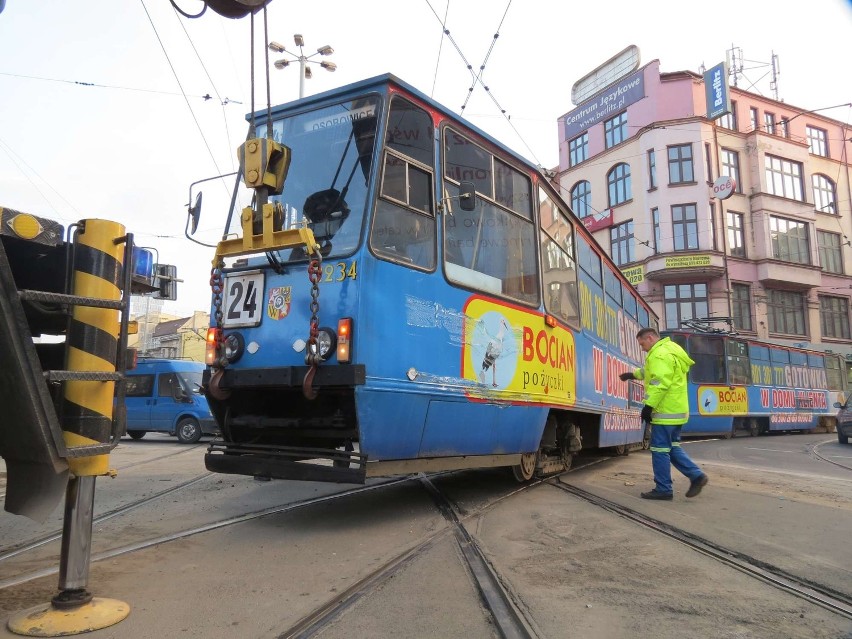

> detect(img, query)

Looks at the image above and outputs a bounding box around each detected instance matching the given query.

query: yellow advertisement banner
[697,385,748,415]
[620,265,644,285]
[462,297,576,405]
[664,254,711,268]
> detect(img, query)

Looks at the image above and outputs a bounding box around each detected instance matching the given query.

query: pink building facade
[556,58,852,360]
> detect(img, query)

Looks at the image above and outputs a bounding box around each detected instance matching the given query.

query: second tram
[662,324,844,438]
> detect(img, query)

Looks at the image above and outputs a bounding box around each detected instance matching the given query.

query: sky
[1,0,851,318]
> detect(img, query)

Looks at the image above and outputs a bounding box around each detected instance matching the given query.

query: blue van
[123,359,218,443]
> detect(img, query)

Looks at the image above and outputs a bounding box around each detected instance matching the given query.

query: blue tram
[197,74,656,483]
[662,325,844,437]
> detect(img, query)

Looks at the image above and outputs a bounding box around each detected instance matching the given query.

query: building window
[705,143,713,183]
[770,215,810,264]
[664,283,708,329]
[672,204,698,251]
[720,149,741,193]
[749,107,759,131]
[817,230,843,274]
[717,100,737,130]
[765,155,804,201]
[764,112,776,134]
[727,212,745,257]
[767,290,806,335]
[668,144,694,184]
[779,118,789,138]
[820,296,851,339]
[812,174,837,214]
[568,132,588,167]
[610,220,635,266]
[648,149,657,189]
[570,180,592,218]
[732,284,752,331]
[604,112,628,149]
[807,126,828,157]
[709,201,718,251]
[652,207,661,254]
[607,163,632,207]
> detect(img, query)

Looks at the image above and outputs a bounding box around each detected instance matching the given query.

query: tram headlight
[309,327,337,361]
[224,332,245,363]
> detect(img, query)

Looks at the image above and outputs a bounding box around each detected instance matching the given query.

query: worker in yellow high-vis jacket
[620,327,708,500]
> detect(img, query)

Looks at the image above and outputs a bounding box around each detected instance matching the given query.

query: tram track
[551,478,852,621]
[110,440,208,471]
[0,442,205,505]
[809,439,852,472]
[275,473,545,639]
[0,476,414,591]
[0,472,212,562]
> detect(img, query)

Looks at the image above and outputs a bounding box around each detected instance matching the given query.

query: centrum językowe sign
[563,69,645,140]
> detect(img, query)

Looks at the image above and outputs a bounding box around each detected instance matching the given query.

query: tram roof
[246,73,547,177]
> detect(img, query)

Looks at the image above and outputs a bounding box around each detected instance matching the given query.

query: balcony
[756,259,822,289]
[644,251,726,282]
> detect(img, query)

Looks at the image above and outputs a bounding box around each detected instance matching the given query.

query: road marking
[744,447,798,453]
[697,460,852,482]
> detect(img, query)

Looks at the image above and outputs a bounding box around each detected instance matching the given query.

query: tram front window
[689,336,725,383]
[262,95,380,261]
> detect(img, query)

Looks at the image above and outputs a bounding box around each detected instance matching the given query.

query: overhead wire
[458,0,512,116]
[0,71,211,99]
[171,3,239,175]
[430,0,450,98]
[423,0,542,168]
[0,136,79,223]
[139,0,225,180]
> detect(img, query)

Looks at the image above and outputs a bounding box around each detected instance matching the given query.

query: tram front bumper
[205,441,366,484]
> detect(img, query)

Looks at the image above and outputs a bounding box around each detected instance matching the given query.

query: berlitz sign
[712,176,737,200]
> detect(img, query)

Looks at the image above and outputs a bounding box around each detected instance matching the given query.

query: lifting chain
[210,259,226,365]
[303,248,322,400]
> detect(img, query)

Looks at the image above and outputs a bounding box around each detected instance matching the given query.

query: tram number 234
[222,262,358,328]
[323,261,358,282]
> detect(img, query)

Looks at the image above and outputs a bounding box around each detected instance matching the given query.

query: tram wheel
[512,452,537,482]
[748,418,761,437]
[613,444,628,456]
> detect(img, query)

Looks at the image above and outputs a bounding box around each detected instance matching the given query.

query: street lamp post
[269,34,336,99]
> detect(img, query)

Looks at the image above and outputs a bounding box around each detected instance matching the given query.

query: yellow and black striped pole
[8,219,131,636]
[61,219,124,476]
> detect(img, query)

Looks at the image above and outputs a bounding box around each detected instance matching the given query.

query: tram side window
[604,268,621,306]
[622,284,637,319]
[444,129,493,198]
[821,355,843,391]
[442,129,539,305]
[750,345,771,385]
[576,235,602,285]
[539,188,579,325]
[495,158,532,219]
[689,336,725,383]
[638,306,649,328]
[727,339,751,384]
[370,96,436,270]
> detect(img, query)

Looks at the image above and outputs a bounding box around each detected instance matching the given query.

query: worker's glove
[618,372,635,381]
[640,404,653,423]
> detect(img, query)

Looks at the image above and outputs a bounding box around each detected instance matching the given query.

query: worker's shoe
[640,489,673,500]
[686,474,708,498]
